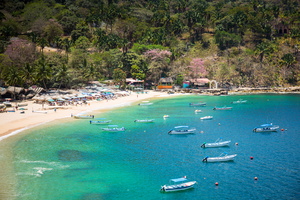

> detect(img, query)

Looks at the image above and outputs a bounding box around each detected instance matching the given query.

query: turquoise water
[2,94,300,200]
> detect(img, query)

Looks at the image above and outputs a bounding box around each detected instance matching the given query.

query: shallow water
[1,94,300,200]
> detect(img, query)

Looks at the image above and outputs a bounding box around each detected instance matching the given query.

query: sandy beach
[0,90,167,141]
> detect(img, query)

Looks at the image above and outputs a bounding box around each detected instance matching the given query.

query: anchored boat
[101,125,126,132]
[200,116,213,120]
[160,177,197,192]
[168,126,196,135]
[202,153,237,162]
[201,138,231,148]
[134,119,155,123]
[213,106,232,110]
[90,119,112,124]
[73,115,94,119]
[189,102,206,107]
[253,123,279,132]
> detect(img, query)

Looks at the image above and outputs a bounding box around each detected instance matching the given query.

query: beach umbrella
[48,99,55,102]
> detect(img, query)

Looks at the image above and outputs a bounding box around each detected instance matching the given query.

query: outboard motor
[202,156,208,162]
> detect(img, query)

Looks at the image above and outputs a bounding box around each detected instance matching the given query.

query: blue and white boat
[231,99,247,104]
[201,138,231,148]
[189,102,206,107]
[160,177,197,192]
[202,153,237,162]
[168,126,196,135]
[253,123,279,132]
[90,119,112,124]
[134,119,155,123]
[102,125,126,132]
[213,106,232,110]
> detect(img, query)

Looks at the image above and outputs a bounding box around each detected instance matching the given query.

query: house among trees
[126,78,144,91]
[183,78,210,88]
[274,22,290,35]
[157,77,173,89]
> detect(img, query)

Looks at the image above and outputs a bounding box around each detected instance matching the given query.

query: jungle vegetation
[0,0,299,89]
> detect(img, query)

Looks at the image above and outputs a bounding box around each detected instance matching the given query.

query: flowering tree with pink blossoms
[144,49,172,84]
[187,58,208,78]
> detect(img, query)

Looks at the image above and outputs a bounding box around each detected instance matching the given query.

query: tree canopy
[0,0,299,90]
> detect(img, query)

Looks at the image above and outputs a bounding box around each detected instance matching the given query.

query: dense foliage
[0,0,299,89]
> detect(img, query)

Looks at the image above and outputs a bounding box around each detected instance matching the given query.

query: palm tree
[55,63,69,89]
[21,63,37,87]
[3,66,23,100]
[35,56,52,89]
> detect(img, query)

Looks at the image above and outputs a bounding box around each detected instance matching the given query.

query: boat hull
[160,181,196,192]
[200,116,213,120]
[213,107,232,110]
[134,119,154,123]
[253,124,279,132]
[201,141,231,148]
[253,128,278,132]
[74,115,94,119]
[189,103,206,107]
[90,120,111,124]
[203,154,237,162]
[102,127,125,132]
[168,129,196,134]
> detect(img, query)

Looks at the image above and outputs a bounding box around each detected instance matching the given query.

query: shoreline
[1,87,300,141]
[0,90,168,141]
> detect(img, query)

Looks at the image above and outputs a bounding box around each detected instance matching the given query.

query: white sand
[0,90,167,140]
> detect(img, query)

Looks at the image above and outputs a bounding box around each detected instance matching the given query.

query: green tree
[35,56,52,89]
[74,36,90,50]
[130,65,146,81]
[42,20,64,46]
[112,68,126,89]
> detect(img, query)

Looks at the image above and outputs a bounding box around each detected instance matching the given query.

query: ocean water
[1,94,300,200]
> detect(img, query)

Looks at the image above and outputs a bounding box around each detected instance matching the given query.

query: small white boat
[232,99,247,104]
[202,153,237,162]
[17,103,28,107]
[3,101,12,107]
[73,115,94,119]
[200,116,213,120]
[90,120,112,124]
[213,106,232,110]
[163,115,169,118]
[189,102,206,107]
[201,138,231,148]
[134,119,155,123]
[102,125,125,132]
[168,126,196,135]
[138,101,153,106]
[160,177,197,192]
[194,110,202,113]
[253,123,279,132]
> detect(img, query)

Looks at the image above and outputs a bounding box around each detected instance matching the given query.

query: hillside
[0,0,299,91]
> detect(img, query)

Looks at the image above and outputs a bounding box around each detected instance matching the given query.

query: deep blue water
[2,94,300,200]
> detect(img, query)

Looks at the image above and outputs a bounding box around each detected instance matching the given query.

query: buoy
[215,182,219,186]
[254,177,258,180]
[218,123,221,126]
[250,156,254,160]
[281,129,284,131]
[235,142,238,145]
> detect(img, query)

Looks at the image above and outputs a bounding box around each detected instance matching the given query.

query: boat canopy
[174,126,189,129]
[260,124,273,127]
[170,178,187,182]
[108,125,118,127]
